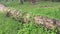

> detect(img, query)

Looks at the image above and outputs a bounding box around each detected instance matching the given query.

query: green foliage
[0,1,60,34]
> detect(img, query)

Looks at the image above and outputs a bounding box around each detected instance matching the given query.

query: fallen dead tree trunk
[6,9,31,23]
[0,4,60,29]
[4,7,60,29]
[0,4,6,12]
[0,4,31,23]
[33,16,60,29]
[6,9,60,29]
[0,3,10,13]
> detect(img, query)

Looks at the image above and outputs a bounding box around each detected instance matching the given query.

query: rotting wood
[33,16,60,29]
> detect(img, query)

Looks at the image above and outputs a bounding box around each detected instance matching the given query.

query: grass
[0,1,60,34]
